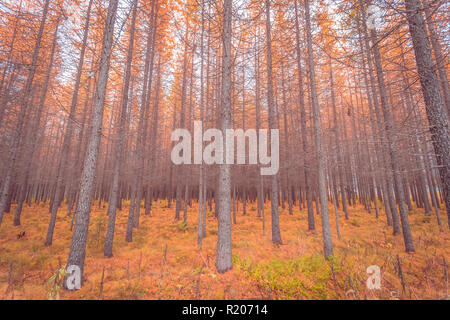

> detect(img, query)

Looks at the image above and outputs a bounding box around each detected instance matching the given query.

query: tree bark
[45,0,93,245]
[66,0,119,284]
[265,0,282,245]
[404,0,450,228]
[305,0,333,258]
[370,26,415,252]
[294,0,315,230]
[104,0,138,258]
[216,0,233,274]
[0,0,50,227]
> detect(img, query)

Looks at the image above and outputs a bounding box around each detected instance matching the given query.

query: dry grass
[0,199,448,300]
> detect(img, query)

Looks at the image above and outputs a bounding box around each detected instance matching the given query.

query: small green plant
[233,253,346,299]
[46,267,67,300]
[88,215,107,250]
[115,282,145,300]
[177,221,188,232]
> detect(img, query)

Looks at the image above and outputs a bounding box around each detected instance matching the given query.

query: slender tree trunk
[294,0,314,230]
[265,0,282,244]
[370,26,415,252]
[305,0,333,258]
[45,0,93,245]
[66,0,119,284]
[216,0,233,274]
[254,29,264,226]
[14,18,60,226]
[404,0,450,228]
[0,0,50,227]
[422,0,450,117]
[197,0,205,247]
[126,0,157,241]
[104,0,137,258]
[329,58,349,220]
[360,15,395,228]
[0,0,22,127]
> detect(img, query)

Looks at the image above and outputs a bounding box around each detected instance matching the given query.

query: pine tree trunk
[0,0,50,227]
[104,0,138,258]
[294,0,315,230]
[216,0,233,274]
[265,0,282,244]
[66,0,119,284]
[370,27,415,252]
[45,0,93,245]
[404,0,450,228]
[305,0,333,258]
[14,18,60,226]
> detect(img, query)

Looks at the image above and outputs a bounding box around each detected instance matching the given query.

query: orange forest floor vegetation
[0,199,448,300]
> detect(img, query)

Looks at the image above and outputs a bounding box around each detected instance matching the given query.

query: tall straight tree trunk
[404,0,450,228]
[360,15,395,228]
[126,0,157,241]
[146,57,162,216]
[45,0,93,245]
[254,29,264,226]
[198,0,205,247]
[14,17,60,226]
[329,58,348,220]
[241,61,248,217]
[183,43,196,225]
[305,0,333,258]
[327,149,341,239]
[422,0,450,117]
[202,6,211,239]
[133,1,159,229]
[0,0,50,227]
[66,56,96,217]
[0,0,22,127]
[175,26,189,221]
[281,65,293,216]
[265,0,282,244]
[294,0,314,230]
[398,42,433,216]
[104,0,138,258]
[216,0,233,274]
[369,25,415,252]
[66,0,119,284]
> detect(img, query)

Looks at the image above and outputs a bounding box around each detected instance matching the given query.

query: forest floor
[0,200,448,300]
